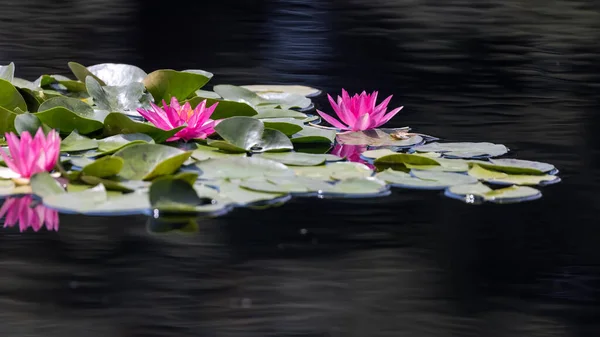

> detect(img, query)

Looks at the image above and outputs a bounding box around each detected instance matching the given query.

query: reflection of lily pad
[468,164,559,186]
[113,144,192,181]
[196,157,294,180]
[337,129,423,147]
[103,112,183,143]
[412,142,509,159]
[60,131,99,152]
[254,152,342,166]
[445,183,542,204]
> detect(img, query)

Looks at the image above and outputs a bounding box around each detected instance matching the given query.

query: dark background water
[1,0,600,335]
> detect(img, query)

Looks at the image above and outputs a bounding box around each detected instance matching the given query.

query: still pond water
[0,0,599,335]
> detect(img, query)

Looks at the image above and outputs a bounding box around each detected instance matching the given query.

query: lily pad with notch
[95,133,155,155]
[0,63,15,82]
[291,125,336,144]
[209,116,293,153]
[0,79,27,112]
[292,162,373,181]
[87,63,147,86]
[143,69,213,102]
[444,183,542,204]
[254,152,342,166]
[185,96,258,120]
[113,143,192,181]
[195,157,294,180]
[468,164,560,186]
[35,97,107,134]
[376,169,477,190]
[412,142,509,159]
[149,176,221,214]
[336,129,424,148]
[60,131,99,152]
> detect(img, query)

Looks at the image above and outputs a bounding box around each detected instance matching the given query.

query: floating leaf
[195,89,221,99]
[0,62,15,82]
[376,169,477,189]
[404,158,470,173]
[14,114,51,135]
[326,177,389,196]
[360,149,397,160]
[60,131,99,152]
[445,183,542,204]
[113,143,192,181]
[35,97,106,134]
[186,96,258,119]
[212,116,293,153]
[468,164,559,186]
[254,152,342,166]
[143,69,212,102]
[240,176,333,194]
[86,77,147,113]
[79,175,147,193]
[253,108,307,119]
[241,84,321,97]
[43,184,150,215]
[68,62,105,85]
[81,156,124,178]
[262,118,303,136]
[0,79,27,112]
[103,112,183,143]
[412,142,508,159]
[30,172,65,198]
[191,144,247,161]
[87,63,147,86]
[337,129,423,147]
[291,125,336,144]
[196,157,294,180]
[255,92,312,110]
[210,180,287,205]
[292,162,373,181]
[374,153,440,171]
[488,158,556,174]
[214,84,312,110]
[95,133,154,155]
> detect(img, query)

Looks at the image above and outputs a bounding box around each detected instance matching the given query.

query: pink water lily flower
[0,128,60,179]
[137,97,219,142]
[0,196,59,232]
[317,89,403,131]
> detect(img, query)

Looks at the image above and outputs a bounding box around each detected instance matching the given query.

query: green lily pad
[210,180,286,205]
[195,89,221,99]
[292,162,373,181]
[336,129,423,147]
[185,96,258,119]
[0,63,15,82]
[95,133,155,155]
[113,143,192,181]
[30,172,65,198]
[87,63,147,86]
[412,142,509,159]
[360,149,397,160]
[376,169,477,189]
[60,131,99,152]
[374,153,441,171]
[86,77,147,113]
[254,152,342,166]
[404,158,470,173]
[79,175,147,193]
[445,183,542,204]
[262,118,303,136]
[291,125,336,144]
[14,113,52,135]
[253,108,308,119]
[241,84,321,97]
[17,87,43,112]
[81,156,124,178]
[326,177,388,196]
[191,144,247,161]
[488,158,556,174]
[35,97,107,134]
[212,116,293,153]
[0,106,18,133]
[143,69,212,102]
[468,164,559,186]
[240,176,333,194]
[43,184,150,215]
[214,84,312,110]
[0,79,27,112]
[103,112,183,143]
[196,157,294,180]
[68,62,106,86]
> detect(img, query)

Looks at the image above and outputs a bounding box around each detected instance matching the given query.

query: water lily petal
[316,110,350,130]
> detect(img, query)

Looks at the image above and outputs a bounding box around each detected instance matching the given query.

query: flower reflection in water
[0,195,59,232]
[331,144,374,169]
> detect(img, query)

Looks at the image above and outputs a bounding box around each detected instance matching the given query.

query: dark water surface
[1,0,600,335]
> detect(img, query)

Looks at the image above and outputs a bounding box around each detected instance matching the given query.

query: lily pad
[253,108,308,119]
[376,169,477,190]
[291,125,336,144]
[68,62,105,86]
[254,152,342,166]
[87,63,147,86]
[196,157,294,180]
[374,153,441,171]
[35,97,107,134]
[14,114,52,136]
[103,112,183,143]
[412,142,509,159]
[191,144,247,161]
[445,183,542,204]
[360,149,397,160]
[468,164,559,186]
[185,96,258,119]
[149,177,217,214]
[30,172,66,198]
[0,63,15,82]
[241,84,321,97]
[212,116,293,153]
[143,69,212,102]
[0,79,27,112]
[292,162,373,181]
[488,158,556,174]
[79,175,147,193]
[86,77,147,113]
[195,89,221,99]
[113,144,192,181]
[95,133,155,155]
[81,156,124,178]
[337,129,423,148]
[210,180,288,205]
[0,180,32,197]
[60,131,99,152]
[240,176,333,194]
[325,177,389,197]
[214,84,312,110]
[262,118,303,136]
[404,158,470,173]
[0,106,18,133]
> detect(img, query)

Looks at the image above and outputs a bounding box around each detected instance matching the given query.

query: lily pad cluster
[0,62,561,219]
